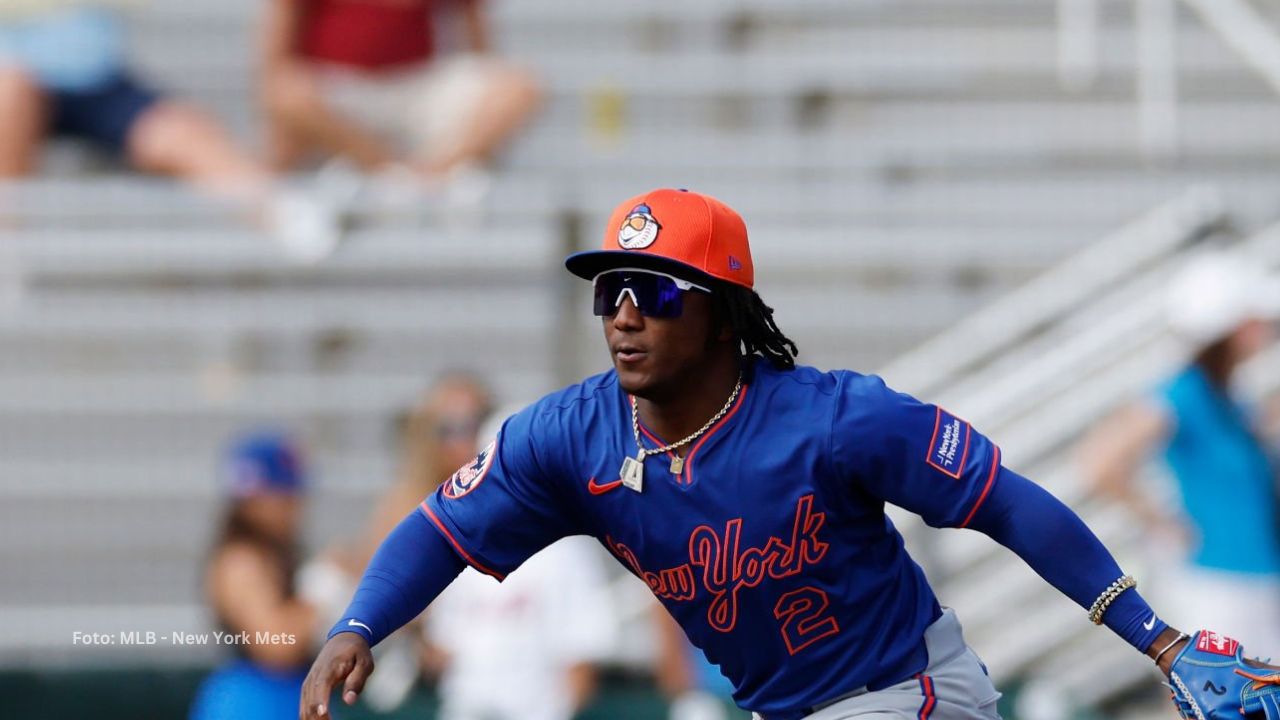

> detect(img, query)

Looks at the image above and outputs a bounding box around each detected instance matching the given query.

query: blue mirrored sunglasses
[592,269,711,319]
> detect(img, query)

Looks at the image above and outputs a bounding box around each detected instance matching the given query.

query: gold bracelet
[1088,575,1137,625]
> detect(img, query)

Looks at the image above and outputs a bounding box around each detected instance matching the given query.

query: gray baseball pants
[755,608,1003,720]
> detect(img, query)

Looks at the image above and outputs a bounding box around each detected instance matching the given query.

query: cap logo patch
[618,203,661,250]
[728,255,742,271]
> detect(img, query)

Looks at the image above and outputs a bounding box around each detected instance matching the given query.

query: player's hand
[1162,629,1280,720]
[299,632,374,720]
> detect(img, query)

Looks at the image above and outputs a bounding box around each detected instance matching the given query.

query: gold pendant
[620,454,644,493]
[669,454,684,475]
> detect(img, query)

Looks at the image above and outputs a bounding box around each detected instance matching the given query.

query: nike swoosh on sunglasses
[592,268,711,319]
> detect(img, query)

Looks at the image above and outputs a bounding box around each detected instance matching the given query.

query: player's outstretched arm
[299,509,465,720]
[964,465,1168,654]
[968,468,1280,718]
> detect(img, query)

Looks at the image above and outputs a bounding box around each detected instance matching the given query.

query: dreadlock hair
[711,281,799,370]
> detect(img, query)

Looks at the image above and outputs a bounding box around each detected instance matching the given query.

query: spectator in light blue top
[0,3,341,262]
[1158,364,1279,574]
[0,5,125,92]
[1084,249,1280,650]
[0,4,262,181]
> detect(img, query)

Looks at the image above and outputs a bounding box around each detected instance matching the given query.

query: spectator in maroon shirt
[260,0,540,189]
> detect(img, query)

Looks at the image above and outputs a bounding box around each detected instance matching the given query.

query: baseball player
[301,189,1280,720]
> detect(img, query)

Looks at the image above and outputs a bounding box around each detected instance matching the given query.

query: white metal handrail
[1182,0,1280,95]
[908,224,1280,710]
[880,187,1223,398]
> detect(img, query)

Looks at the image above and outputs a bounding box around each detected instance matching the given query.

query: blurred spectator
[303,373,615,718]
[422,403,616,720]
[335,374,613,719]
[189,430,318,720]
[1081,251,1280,647]
[653,605,741,720]
[0,5,261,191]
[362,370,495,561]
[259,0,541,194]
[295,372,498,712]
[425,533,615,720]
[0,4,341,261]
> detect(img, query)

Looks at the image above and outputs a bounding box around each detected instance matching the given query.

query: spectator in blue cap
[189,430,319,720]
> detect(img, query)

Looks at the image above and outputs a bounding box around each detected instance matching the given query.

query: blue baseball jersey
[422,357,1001,716]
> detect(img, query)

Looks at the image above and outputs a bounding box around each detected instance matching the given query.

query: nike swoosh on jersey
[347,618,372,633]
[587,477,624,495]
[1144,615,1157,631]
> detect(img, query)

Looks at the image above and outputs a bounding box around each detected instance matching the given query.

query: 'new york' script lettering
[606,494,829,633]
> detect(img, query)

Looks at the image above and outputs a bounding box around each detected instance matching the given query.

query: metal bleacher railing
[878,195,1280,718]
[880,186,1226,398]
[1001,225,1280,718]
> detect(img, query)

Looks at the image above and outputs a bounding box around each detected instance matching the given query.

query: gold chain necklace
[620,374,743,492]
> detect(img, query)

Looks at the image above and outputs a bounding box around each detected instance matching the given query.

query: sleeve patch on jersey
[442,438,497,499]
[926,407,971,479]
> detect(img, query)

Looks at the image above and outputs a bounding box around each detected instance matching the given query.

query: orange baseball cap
[565,188,755,289]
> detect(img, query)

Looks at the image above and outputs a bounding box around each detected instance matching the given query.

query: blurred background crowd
[0,1,1279,719]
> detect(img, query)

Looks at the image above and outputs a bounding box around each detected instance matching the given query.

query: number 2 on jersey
[773,586,840,655]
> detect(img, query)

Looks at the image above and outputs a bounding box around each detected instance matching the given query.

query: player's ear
[703,323,735,356]
[705,289,735,343]
[712,317,737,348]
